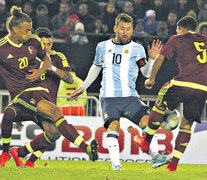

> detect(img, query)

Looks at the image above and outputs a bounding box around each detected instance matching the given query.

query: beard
[119,37,130,44]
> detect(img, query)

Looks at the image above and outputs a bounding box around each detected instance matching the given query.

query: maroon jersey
[43,50,71,104]
[161,32,207,85]
[0,35,47,99]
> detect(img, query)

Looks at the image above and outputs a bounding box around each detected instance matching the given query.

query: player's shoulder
[29,34,41,43]
[131,40,143,47]
[165,34,180,44]
[0,36,8,47]
[97,39,110,47]
[130,40,145,50]
[50,50,67,61]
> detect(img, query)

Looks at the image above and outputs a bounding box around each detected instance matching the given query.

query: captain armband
[137,58,147,68]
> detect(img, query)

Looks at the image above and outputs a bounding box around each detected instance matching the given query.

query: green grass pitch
[1,159,207,180]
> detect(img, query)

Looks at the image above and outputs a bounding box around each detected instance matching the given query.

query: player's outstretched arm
[145,54,165,89]
[70,87,85,100]
[70,64,102,100]
[148,39,163,60]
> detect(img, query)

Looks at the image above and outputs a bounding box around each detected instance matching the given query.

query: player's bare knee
[45,128,61,141]
[139,115,149,129]
[130,107,150,128]
[43,122,61,141]
[107,120,120,132]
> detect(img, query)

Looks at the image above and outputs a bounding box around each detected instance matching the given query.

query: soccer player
[134,16,207,171]
[70,13,172,170]
[0,6,98,167]
[0,27,96,168]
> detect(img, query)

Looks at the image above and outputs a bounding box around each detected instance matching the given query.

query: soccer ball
[160,109,181,131]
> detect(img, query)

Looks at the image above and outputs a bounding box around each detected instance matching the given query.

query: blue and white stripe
[93,39,147,98]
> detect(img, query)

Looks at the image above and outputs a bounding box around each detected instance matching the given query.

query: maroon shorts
[158,81,207,123]
[13,90,54,115]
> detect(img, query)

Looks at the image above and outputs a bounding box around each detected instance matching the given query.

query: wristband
[51,66,57,72]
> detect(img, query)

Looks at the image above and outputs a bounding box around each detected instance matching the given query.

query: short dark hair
[6,6,31,32]
[115,13,133,27]
[177,16,197,31]
[35,27,53,38]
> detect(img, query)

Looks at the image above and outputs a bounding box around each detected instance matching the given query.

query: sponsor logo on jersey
[107,49,112,53]
[28,46,35,54]
[7,54,14,59]
[30,98,36,104]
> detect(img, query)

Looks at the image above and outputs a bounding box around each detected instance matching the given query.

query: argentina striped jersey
[93,39,148,98]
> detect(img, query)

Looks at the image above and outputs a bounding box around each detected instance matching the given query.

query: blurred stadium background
[1,0,207,168]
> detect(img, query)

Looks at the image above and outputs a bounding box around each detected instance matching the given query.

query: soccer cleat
[112,164,121,170]
[0,152,11,167]
[25,161,35,168]
[165,162,177,172]
[87,139,99,162]
[10,147,24,167]
[151,152,172,169]
[133,134,150,153]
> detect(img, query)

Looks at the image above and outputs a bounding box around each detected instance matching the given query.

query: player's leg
[11,91,98,164]
[36,99,98,161]
[0,105,16,166]
[145,100,167,148]
[106,120,121,170]
[26,117,98,167]
[124,97,171,168]
[166,116,193,171]
[22,119,60,167]
[128,103,159,156]
[134,82,179,150]
[166,91,206,171]
[123,97,159,156]
[101,97,122,170]
[136,111,173,169]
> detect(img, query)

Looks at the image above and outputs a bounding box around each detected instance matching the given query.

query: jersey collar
[112,39,132,45]
[188,31,196,34]
[6,35,23,48]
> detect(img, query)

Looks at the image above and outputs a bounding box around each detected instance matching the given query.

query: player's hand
[70,87,84,101]
[145,79,155,89]
[148,39,163,59]
[26,69,43,82]
[16,122,24,132]
[47,65,52,71]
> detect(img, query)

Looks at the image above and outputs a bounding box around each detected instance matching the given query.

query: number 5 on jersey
[194,42,207,63]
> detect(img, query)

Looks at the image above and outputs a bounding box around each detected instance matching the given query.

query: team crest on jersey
[124,50,129,54]
[28,46,35,54]
[30,98,36,104]
[104,113,108,119]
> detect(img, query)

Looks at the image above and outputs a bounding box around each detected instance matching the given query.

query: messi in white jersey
[71,13,171,170]
[94,39,154,98]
